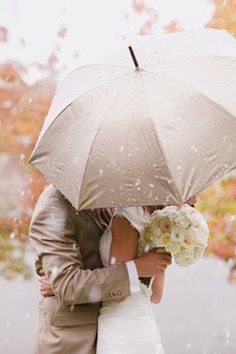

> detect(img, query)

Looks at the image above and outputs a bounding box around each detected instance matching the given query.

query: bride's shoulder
[112,207,148,233]
[113,206,144,219]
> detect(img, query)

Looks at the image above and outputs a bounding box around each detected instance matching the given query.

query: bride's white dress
[96,207,165,354]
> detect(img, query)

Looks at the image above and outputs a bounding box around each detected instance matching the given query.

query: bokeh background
[0,1,236,353]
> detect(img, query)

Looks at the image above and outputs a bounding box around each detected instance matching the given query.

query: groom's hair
[91,208,114,231]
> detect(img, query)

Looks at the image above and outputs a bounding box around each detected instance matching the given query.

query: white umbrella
[29,29,236,210]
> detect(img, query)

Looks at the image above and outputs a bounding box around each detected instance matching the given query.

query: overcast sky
[0,0,213,65]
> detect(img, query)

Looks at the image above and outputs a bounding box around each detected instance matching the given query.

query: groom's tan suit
[29,184,131,354]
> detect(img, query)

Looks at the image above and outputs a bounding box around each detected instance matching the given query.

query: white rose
[166,242,181,254]
[175,249,195,266]
[170,227,184,243]
[175,215,191,229]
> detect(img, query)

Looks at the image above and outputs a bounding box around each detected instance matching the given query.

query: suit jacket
[29,184,130,354]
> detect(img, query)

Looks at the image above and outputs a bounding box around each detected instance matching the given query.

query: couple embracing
[29,185,197,353]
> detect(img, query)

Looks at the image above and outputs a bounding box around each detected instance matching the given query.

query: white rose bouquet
[139,204,209,266]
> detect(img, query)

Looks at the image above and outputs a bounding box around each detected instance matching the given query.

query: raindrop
[144,244,150,253]
[70,304,75,312]
[9,232,15,239]
[51,266,59,279]
[135,179,141,186]
[19,153,25,161]
[3,100,13,109]
[177,165,182,171]
[190,145,198,153]
[99,169,104,176]
[110,257,117,265]
[149,183,154,188]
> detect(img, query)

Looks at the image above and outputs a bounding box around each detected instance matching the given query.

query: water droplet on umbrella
[190,145,198,153]
[135,179,141,186]
[72,157,78,164]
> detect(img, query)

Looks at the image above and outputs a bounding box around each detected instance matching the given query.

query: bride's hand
[39,274,55,297]
[134,248,172,278]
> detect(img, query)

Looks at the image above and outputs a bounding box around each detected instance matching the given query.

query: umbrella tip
[128,46,141,71]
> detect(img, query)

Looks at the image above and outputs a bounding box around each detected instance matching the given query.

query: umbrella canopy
[29,29,236,210]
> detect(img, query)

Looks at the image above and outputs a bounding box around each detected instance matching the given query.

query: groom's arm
[29,185,131,305]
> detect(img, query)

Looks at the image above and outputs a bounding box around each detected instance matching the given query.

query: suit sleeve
[28,187,131,305]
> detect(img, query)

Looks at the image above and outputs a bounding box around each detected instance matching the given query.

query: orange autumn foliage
[1,2,236,280]
[206,0,236,37]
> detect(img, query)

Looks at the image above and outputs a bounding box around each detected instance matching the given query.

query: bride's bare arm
[150,271,165,304]
[109,216,139,264]
[110,216,167,303]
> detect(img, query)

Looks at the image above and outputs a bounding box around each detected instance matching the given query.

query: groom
[29,184,172,354]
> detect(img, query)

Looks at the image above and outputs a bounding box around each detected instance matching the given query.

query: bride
[96,205,167,354]
[96,195,197,354]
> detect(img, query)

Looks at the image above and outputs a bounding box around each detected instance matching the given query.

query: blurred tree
[197,179,236,260]
[206,0,236,37]
[1,1,236,280]
[0,28,56,278]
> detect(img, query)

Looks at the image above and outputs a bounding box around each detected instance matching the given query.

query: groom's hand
[39,273,55,297]
[134,248,172,277]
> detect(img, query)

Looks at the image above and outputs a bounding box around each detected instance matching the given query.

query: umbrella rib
[77,84,127,210]
[29,70,134,161]
[139,74,183,204]
[147,70,236,127]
